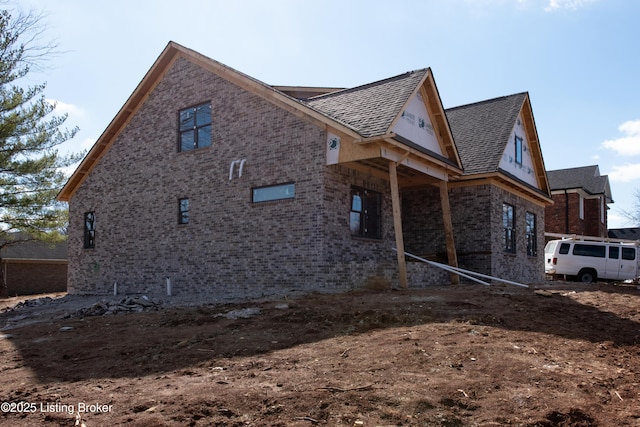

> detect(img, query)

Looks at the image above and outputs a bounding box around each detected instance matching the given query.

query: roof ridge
[446,91,528,112]
[307,68,430,100]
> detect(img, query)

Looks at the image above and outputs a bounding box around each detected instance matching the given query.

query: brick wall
[67,57,414,299]
[584,198,607,237]
[487,186,545,284]
[66,55,547,299]
[2,261,67,297]
[545,193,606,237]
[402,183,545,284]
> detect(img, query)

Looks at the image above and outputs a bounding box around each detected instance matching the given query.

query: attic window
[179,102,212,151]
[515,136,523,165]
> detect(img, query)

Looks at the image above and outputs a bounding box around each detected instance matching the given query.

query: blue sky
[11,0,640,228]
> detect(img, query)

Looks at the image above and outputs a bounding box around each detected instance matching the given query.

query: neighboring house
[57,42,551,299]
[608,228,640,241]
[545,165,613,238]
[0,237,67,297]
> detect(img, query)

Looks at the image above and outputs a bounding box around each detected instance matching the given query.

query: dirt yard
[0,280,639,426]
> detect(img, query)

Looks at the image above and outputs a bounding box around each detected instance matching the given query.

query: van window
[559,243,570,254]
[609,247,619,259]
[544,241,557,254]
[622,247,636,261]
[573,244,605,258]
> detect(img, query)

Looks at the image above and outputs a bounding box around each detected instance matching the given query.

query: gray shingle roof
[547,165,613,201]
[0,234,67,260]
[608,228,640,241]
[445,93,527,175]
[304,69,429,138]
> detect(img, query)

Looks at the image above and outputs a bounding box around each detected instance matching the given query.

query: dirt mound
[0,281,638,426]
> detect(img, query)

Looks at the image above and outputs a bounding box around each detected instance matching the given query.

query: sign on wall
[326,133,340,165]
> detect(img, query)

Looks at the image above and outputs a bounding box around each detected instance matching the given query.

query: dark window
[515,136,523,165]
[573,244,605,258]
[609,246,620,259]
[525,212,537,256]
[559,243,570,254]
[622,247,636,261]
[252,183,295,203]
[178,198,189,224]
[84,212,95,249]
[503,203,515,253]
[179,102,212,151]
[350,187,381,239]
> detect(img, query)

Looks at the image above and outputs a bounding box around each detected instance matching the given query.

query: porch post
[439,180,460,285]
[389,161,408,289]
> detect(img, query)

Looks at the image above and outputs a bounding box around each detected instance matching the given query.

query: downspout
[564,189,569,234]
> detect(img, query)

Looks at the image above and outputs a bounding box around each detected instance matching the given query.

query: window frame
[178,198,190,224]
[572,244,606,258]
[84,211,96,249]
[515,135,523,165]
[503,203,515,253]
[622,247,636,261]
[525,211,537,256]
[251,183,296,203]
[178,102,212,152]
[350,186,382,240]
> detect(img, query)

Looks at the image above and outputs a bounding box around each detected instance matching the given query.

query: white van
[544,237,640,283]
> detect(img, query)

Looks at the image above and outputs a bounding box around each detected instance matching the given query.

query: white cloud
[607,163,640,183]
[544,0,599,12]
[46,99,86,118]
[601,119,640,156]
[80,137,96,150]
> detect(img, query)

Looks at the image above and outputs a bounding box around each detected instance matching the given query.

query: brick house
[545,165,613,238]
[0,235,67,297]
[57,42,551,299]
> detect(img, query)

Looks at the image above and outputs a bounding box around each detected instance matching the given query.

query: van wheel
[577,269,596,283]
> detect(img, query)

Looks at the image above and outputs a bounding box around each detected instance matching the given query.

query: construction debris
[71,296,162,317]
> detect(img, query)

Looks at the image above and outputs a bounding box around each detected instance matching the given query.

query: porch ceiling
[342,158,443,188]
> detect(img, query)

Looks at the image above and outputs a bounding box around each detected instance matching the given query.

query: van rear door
[619,246,638,281]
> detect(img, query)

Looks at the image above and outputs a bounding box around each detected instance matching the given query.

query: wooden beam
[439,180,460,285]
[389,161,408,289]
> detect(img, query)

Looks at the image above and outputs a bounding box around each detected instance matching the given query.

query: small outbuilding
[0,237,67,297]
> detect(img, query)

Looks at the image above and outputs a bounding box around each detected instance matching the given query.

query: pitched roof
[304,70,429,139]
[547,165,613,202]
[58,42,365,201]
[445,93,528,174]
[0,233,67,260]
[59,43,463,201]
[608,228,640,241]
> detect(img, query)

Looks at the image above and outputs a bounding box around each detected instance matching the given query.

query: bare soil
[0,281,639,426]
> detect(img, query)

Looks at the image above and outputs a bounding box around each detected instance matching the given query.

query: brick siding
[1,261,67,297]
[403,183,545,284]
[67,56,546,300]
[67,58,422,299]
[545,193,607,237]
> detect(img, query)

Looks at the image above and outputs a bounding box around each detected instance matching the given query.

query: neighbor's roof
[608,228,640,241]
[0,234,67,261]
[547,165,613,202]
[305,69,429,139]
[445,93,528,175]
